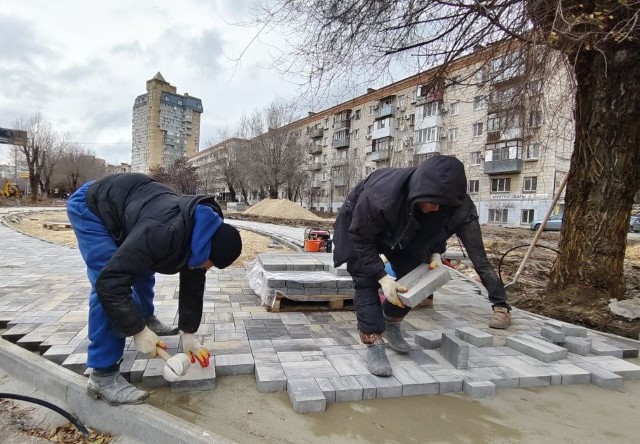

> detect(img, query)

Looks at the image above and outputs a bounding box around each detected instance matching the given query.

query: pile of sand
[244,199,324,221]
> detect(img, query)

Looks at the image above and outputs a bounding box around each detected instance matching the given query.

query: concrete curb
[229,222,303,252]
[0,338,234,444]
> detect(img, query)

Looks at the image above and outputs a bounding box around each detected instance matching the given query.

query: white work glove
[429,253,443,270]
[378,275,407,308]
[133,326,165,357]
[181,332,211,367]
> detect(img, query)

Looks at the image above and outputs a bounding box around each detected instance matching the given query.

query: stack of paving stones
[250,253,354,308]
[1,222,640,415]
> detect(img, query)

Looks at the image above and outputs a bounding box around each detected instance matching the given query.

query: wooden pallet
[42,221,72,230]
[269,291,354,312]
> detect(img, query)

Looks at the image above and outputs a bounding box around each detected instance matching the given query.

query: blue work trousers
[67,182,155,369]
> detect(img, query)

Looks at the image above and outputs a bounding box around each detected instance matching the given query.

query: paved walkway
[1,208,639,415]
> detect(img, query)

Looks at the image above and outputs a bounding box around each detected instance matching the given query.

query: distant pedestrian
[67,173,242,405]
[333,156,510,377]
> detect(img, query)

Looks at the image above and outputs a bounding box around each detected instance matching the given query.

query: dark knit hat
[209,223,242,269]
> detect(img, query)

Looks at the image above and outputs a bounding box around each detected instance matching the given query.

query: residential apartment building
[106,162,131,175]
[193,47,574,227]
[189,138,247,201]
[132,72,203,173]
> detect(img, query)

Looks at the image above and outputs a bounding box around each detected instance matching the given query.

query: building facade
[189,138,247,201]
[132,72,203,173]
[106,162,132,175]
[192,47,574,227]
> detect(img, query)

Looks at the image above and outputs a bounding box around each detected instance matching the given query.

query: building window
[450,102,460,116]
[423,101,440,117]
[529,110,542,128]
[522,209,535,223]
[525,143,540,160]
[489,209,508,223]
[523,176,537,193]
[473,96,485,110]
[415,127,439,143]
[448,128,458,141]
[491,178,511,193]
[354,109,361,120]
[369,106,374,115]
[353,129,359,139]
[378,119,386,129]
[473,122,484,137]
[470,151,482,165]
[468,180,479,193]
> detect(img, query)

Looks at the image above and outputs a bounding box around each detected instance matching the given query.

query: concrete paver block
[590,340,624,358]
[463,380,495,398]
[171,362,216,393]
[287,378,327,414]
[455,327,494,347]
[328,376,363,402]
[215,353,255,376]
[440,333,469,369]
[505,334,568,362]
[315,377,337,403]
[142,358,169,388]
[540,325,566,343]
[574,362,623,390]
[414,331,442,349]
[562,337,591,355]
[582,357,640,380]
[255,362,287,392]
[397,265,451,308]
[544,363,592,385]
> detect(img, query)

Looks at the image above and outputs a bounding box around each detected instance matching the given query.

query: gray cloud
[0,15,55,63]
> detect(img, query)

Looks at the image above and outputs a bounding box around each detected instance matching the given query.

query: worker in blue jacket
[333,156,510,377]
[67,173,242,405]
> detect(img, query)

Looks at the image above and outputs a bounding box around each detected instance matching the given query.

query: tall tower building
[132,72,203,173]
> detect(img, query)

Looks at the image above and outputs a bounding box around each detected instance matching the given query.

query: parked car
[530,214,563,231]
[630,215,640,233]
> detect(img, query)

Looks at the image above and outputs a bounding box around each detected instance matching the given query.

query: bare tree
[39,132,70,198]
[243,101,306,199]
[150,157,199,194]
[13,113,57,202]
[56,144,106,192]
[250,1,640,301]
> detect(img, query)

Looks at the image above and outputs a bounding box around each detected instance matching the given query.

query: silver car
[530,214,563,231]
[630,216,640,233]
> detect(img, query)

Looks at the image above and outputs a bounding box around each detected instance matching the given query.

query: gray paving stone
[505,334,568,362]
[440,333,469,369]
[326,353,369,376]
[455,327,494,347]
[561,324,588,337]
[581,357,640,380]
[328,376,364,402]
[574,362,624,390]
[463,380,495,398]
[315,377,337,403]
[544,363,592,385]
[540,325,566,343]
[281,360,338,379]
[492,356,551,388]
[429,373,463,393]
[600,339,639,359]
[60,352,87,375]
[414,331,442,349]
[171,362,216,393]
[562,337,591,355]
[352,375,377,400]
[255,362,287,393]
[355,374,403,399]
[215,353,255,375]
[387,357,440,396]
[590,340,624,358]
[287,378,327,413]
[42,344,76,365]
[129,359,147,383]
[397,264,451,308]
[142,358,169,388]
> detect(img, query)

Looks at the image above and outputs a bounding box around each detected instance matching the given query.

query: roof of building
[152,72,166,82]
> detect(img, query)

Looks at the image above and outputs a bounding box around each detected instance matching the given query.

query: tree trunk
[551,47,640,298]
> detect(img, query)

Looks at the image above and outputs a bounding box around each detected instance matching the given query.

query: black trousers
[347,252,421,335]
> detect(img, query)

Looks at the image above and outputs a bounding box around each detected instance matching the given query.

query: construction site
[1,198,639,443]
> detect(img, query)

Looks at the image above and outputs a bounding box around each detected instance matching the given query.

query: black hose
[0,392,90,436]
[497,244,559,285]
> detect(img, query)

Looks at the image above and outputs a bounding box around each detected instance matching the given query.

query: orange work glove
[180,332,211,367]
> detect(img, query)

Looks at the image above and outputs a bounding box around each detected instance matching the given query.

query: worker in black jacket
[333,156,510,377]
[67,173,242,405]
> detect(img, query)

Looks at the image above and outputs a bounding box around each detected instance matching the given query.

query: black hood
[408,156,467,207]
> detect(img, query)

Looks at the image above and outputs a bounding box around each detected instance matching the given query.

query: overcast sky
[0,0,310,165]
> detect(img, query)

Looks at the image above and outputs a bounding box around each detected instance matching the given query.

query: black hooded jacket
[333,156,506,301]
[86,173,223,336]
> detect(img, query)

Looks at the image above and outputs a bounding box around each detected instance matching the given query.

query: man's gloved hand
[378,275,407,308]
[429,253,443,270]
[181,332,211,367]
[133,326,166,357]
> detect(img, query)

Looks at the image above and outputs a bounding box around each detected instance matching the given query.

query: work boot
[489,307,512,329]
[360,331,392,377]
[87,367,149,406]
[145,315,178,336]
[382,316,411,354]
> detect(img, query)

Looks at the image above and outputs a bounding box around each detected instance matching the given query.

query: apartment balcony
[367,149,390,162]
[309,128,324,139]
[332,138,350,149]
[414,141,441,155]
[333,177,347,187]
[333,119,351,130]
[311,180,321,188]
[372,126,392,140]
[374,105,395,120]
[487,99,524,114]
[308,143,322,155]
[308,162,322,171]
[484,158,523,175]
